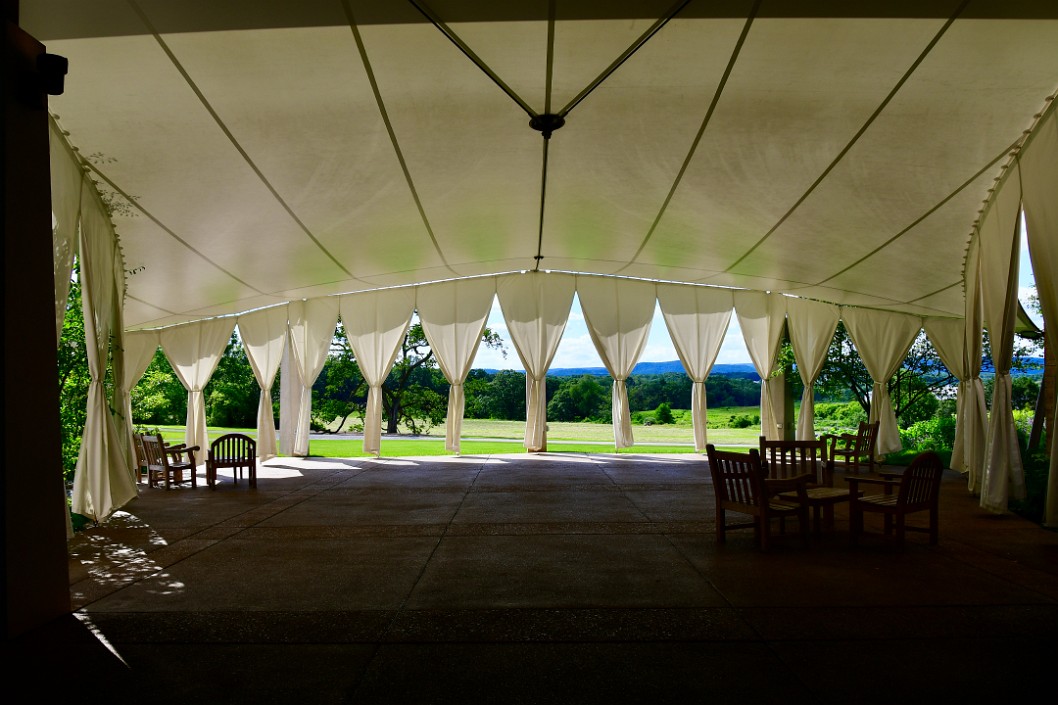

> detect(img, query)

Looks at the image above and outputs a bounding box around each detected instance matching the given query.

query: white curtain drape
[578,277,656,449]
[418,278,497,453]
[1020,106,1058,527]
[657,284,733,452]
[108,238,134,484]
[841,307,922,457]
[51,122,85,536]
[340,289,416,455]
[497,272,576,451]
[979,165,1026,513]
[959,239,989,491]
[286,298,340,457]
[120,330,159,475]
[278,346,297,455]
[924,316,986,476]
[71,180,136,522]
[160,317,236,455]
[238,305,288,460]
[50,119,82,343]
[735,291,787,441]
[786,297,840,440]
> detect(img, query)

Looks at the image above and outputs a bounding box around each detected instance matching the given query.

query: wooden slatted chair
[206,433,257,489]
[824,421,880,473]
[706,445,810,551]
[846,451,944,549]
[141,434,199,489]
[759,437,861,533]
[132,432,149,483]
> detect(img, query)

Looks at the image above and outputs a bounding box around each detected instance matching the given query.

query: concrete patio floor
[14,453,1058,703]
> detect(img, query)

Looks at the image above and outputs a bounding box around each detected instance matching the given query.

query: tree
[314,317,505,434]
[627,372,691,411]
[983,375,1040,410]
[57,264,90,482]
[130,349,186,425]
[547,375,609,422]
[479,369,527,420]
[462,369,493,419]
[380,320,504,434]
[312,324,368,432]
[816,324,955,427]
[205,333,258,427]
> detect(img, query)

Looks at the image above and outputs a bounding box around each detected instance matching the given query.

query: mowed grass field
[458,417,760,445]
[153,407,762,457]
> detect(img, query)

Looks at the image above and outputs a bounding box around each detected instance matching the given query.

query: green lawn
[305,438,728,457]
[152,413,762,458]
[458,417,760,445]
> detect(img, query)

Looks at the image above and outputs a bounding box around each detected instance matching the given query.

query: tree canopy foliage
[57,265,90,481]
[313,319,505,434]
[814,324,952,426]
[81,295,1042,457]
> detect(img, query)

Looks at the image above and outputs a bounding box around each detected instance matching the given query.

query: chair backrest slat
[900,452,943,507]
[209,433,256,460]
[141,435,167,467]
[858,421,880,454]
[759,437,829,485]
[708,446,764,506]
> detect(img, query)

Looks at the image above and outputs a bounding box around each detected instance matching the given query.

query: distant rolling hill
[982,356,1044,377]
[479,356,1045,380]
[482,361,761,379]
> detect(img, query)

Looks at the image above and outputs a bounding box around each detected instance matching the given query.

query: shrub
[899,415,957,452]
[655,402,674,424]
[814,401,867,437]
[729,414,755,429]
[1012,407,1035,446]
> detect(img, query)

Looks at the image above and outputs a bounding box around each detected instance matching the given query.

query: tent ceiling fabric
[25,0,1058,329]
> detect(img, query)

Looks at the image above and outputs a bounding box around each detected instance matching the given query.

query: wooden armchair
[206,433,257,489]
[132,432,149,483]
[706,445,810,551]
[141,434,199,489]
[824,421,879,473]
[846,451,944,549]
[759,437,861,533]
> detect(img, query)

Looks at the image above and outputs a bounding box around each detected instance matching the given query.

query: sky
[472,229,1041,372]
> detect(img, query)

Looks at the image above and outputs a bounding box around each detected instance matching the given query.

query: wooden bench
[206,433,257,489]
[142,434,199,489]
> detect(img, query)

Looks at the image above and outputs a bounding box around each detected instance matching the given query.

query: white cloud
[552,332,606,368]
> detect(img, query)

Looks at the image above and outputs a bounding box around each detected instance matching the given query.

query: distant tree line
[123,326,1042,434]
[57,282,1041,480]
[57,275,1047,521]
[125,334,770,432]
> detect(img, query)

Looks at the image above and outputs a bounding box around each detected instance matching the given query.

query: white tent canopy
[26,1,1058,329]
[31,2,1058,523]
